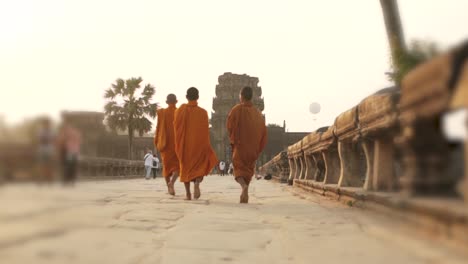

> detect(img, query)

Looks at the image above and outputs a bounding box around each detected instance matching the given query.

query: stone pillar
[399,119,451,195]
[299,155,306,180]
[322,146,341,184]
[279,163,288,183]
[464,116,468,204]
[288,158,295,185]
[338,141,364,187]
[362,140,375,190]
[373,138,396,191]
[304,154,314,180]
[312,154,323,182]
[293,158,300,180]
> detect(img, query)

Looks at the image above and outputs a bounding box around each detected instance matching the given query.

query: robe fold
[174,100,218,182]
[227,101,267,184]
[154,104,179,178]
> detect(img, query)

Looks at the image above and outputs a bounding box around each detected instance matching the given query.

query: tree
[104,77,157,160]
[380,1,439,84]
[267,124,281,128]
[388,40,440,83]
[380,0,406,74]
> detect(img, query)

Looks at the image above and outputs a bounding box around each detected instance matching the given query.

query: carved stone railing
[258,151,289,183]
[287,141,303,185]
[335,106,365,188]
[261,41,468,212]
[79,156,145,178]
[0,150,145,182]
[302,131,322,181]
[359,88,400,191]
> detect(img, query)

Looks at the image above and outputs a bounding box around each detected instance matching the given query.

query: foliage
[267,123,282,128]
[388,40,440,84]
[104,77,157,159]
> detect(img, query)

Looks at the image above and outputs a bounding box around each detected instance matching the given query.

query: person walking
[144,150,154,180]
[56,122,81,185]
[152,154,160,179]
[219,161,226,176]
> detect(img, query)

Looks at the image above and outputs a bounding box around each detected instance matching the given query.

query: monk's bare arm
[173,107,182,159]
[154,109,163,149]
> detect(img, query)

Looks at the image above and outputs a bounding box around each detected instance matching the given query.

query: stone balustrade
[260,41,468,208]
[0,151,145,182]
[78,156,145,178]
[259,151,289,183]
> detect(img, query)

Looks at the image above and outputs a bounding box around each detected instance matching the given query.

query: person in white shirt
[152,154,160,179]
[144,150,154,180]
[219,161,226,176]
[228,163,234,175]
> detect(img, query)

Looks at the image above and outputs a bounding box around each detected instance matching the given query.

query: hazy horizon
[1,0,467,135]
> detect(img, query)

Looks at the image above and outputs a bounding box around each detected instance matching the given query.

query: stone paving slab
[0,176,467,264]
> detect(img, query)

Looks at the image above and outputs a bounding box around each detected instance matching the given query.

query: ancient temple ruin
[211,73,265,162]
[210,72,309,165]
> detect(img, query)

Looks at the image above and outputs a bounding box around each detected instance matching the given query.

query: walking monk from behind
[174,87,218,200]
[227,86,267,203]
[154,94,179,195]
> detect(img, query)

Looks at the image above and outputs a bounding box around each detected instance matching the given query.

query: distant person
[154,94,180,195]
[143,150,154,180]
[36,117,55,183]
[219,161,226,176]
[174,87,218,200]
[152,154,160,179]
[227,86,267,203]
[56,122,81,185]
[228,163,234,175]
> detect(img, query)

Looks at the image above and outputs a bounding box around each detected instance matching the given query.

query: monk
[154,94,180,195]
[154,94,179,195]
[227,86,267,203]
[174,87,218,200]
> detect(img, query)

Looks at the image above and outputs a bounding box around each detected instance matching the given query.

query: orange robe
[154,104,179,178]
[174,100,218,182]
[227,101,267,184]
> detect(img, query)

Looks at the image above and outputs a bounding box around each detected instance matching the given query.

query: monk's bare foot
[194,183,201,200]
[168,183,175,196]
[236,177,249,203]
[185,193,192,200]
[240,186,249,203]
[168,173,178,196]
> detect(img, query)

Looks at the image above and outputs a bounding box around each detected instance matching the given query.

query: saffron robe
[227,101,267,184]
[174,100,218,182]
[154,104,179,178]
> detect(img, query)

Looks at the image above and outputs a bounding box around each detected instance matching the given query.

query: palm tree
[104,77,157,160]
[380,0,406,82]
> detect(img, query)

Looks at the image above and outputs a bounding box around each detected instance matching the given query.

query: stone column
[399,120,451,195]
[304,154,314,180]
[322,146,341,184]
[288,158,295,185]
[338,141,364,187]
[362,140,375,191]
[312,154,323,182]
[373,138,396,191]
[280,162,289,183]
[464,116,468,204]
[293,158,300,180]
[299,155,306,180]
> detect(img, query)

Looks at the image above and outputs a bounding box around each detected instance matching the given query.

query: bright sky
[0,0,467,134]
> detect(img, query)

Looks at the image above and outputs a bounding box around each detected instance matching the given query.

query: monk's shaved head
[186,87,199,101]
[166,94,177,104]
[240,86,253,101]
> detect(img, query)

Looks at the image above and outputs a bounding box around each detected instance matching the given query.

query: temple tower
[211,72,264,163]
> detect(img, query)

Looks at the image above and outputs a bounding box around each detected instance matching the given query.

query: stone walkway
[0,176,466,264]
